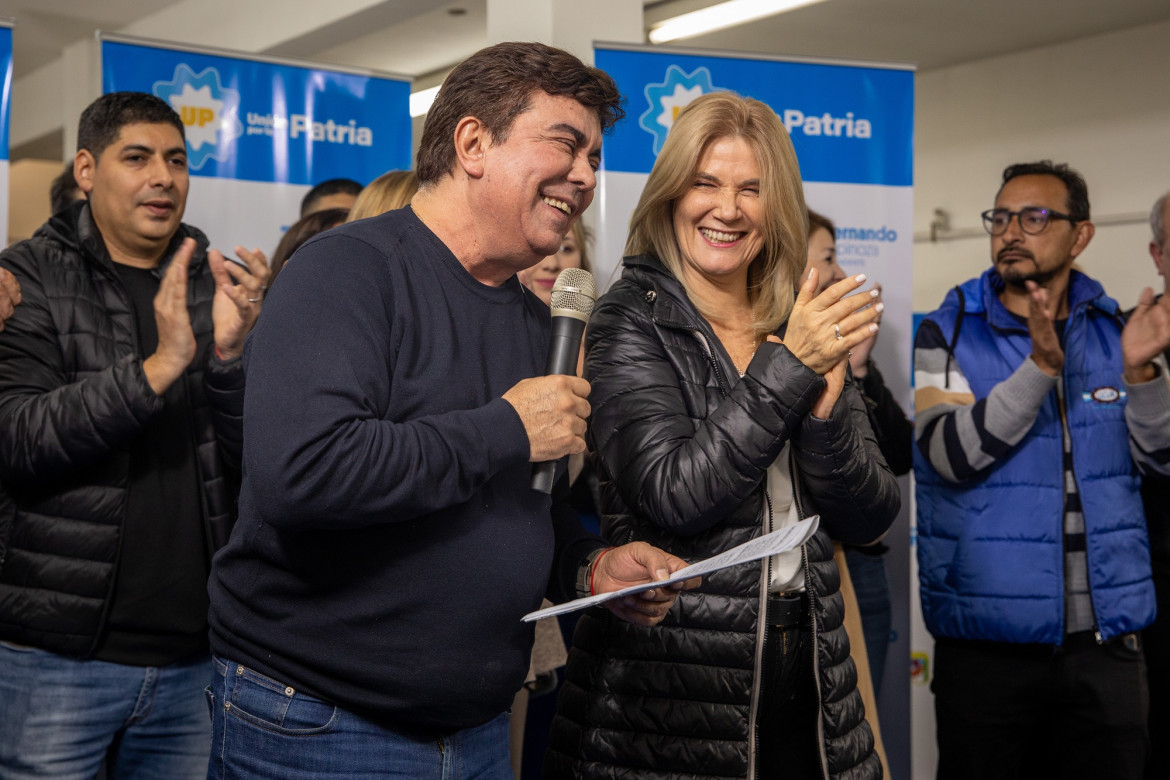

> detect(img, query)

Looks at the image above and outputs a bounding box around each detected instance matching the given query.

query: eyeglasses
[981,207,1077,236]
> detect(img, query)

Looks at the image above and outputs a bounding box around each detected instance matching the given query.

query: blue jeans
[207,656,513,779]
[0,642,212,780]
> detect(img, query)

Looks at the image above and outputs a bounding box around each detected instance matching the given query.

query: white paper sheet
[522,515,820,622]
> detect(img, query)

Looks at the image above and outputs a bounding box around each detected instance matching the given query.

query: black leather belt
[767,592,810,629]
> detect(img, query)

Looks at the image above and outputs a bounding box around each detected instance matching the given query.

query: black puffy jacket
[0,203,244,656]
[546,255,899,780]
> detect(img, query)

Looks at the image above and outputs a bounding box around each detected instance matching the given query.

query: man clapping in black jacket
[0,92,268,779]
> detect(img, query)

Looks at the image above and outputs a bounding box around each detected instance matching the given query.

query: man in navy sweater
[206,42,695,779]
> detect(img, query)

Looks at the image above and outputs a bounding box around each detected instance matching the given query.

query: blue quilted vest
[915,269,1154,644]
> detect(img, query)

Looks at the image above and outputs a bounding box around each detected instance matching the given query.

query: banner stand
[0,20,13,247]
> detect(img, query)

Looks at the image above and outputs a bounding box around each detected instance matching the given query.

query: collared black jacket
[546,255,899,780]
[0,202,244,656]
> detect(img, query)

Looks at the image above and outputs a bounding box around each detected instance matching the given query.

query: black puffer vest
[0,202,244,656]
[546,256,899,779]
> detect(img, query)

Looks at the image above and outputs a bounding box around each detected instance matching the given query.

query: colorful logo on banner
[910,651,931,685]
[638,66,720,154]
[154,64,244,170]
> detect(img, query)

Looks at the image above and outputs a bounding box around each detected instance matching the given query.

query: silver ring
[247,296,262,303]
[833,323,843,340]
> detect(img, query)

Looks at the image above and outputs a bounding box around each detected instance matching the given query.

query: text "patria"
[289,114,373,146]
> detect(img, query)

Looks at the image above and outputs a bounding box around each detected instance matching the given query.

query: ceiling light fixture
[410,86,440,118]
[649,0,829,44]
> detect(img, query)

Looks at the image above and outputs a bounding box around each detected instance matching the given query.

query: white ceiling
[0,0,187,77]
[2,0,1169,157]
[644,0,1170,72]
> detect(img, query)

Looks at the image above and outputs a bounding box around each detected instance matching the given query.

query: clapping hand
[210,245,271,361]
[770,268,882,417]
[848,282,883,378]
[0,267,22,331]
[1025,280,1064,377]
[1121,285,1170,384]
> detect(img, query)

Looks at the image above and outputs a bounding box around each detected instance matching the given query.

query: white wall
[914,20,1170,315]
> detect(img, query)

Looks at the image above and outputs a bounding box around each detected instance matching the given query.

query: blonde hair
[625,92,807,334]
[347,170,420,222]
[568,219,594,275]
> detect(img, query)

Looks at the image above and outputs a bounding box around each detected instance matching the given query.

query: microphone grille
[550,268,597,317]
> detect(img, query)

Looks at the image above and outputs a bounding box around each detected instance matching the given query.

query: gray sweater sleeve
[1124,356,1170,477]
[913,319,1056,483]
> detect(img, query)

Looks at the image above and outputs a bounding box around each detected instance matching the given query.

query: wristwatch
[576,547,606,598]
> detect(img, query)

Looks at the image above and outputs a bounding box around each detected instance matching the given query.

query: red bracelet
[214,345,225,361]
[589,547,615,597]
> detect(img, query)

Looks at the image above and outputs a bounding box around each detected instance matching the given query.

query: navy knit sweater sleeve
[239,226,530,529]
[208,208,599,731]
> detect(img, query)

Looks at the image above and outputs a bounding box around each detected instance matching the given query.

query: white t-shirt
[765,442,806,593]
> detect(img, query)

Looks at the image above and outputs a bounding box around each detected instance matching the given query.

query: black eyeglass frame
[980,207,1079,236]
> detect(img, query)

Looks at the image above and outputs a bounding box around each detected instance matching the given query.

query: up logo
[639,65,722,155]
[153,64,244,170]
[179,106,215,128]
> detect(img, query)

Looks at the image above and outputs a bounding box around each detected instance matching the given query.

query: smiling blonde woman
[546,91,899,780]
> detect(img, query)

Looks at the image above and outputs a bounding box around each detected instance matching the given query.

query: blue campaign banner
[595,46,913,186]
[0,25,11,162]
[101,39,410,185]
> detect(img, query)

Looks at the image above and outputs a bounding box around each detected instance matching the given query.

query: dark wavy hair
[269,208,349,281]
[77,92,184,159]
[301,178,363,217]
[1000,160,1090,221]
[416,42,624,185]
[807,208,835,238]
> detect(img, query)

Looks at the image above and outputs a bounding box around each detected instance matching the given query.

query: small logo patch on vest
[1082,386,1125,405]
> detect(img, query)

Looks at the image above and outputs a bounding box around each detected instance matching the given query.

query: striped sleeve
[913,319,1057,482]
[1124,354,1170,477]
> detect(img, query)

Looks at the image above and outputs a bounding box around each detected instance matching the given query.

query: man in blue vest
[914,160,1170,780]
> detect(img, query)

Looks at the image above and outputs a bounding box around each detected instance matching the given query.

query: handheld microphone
[531,267,597,493]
